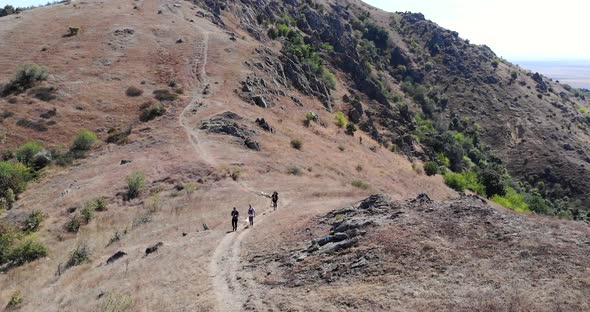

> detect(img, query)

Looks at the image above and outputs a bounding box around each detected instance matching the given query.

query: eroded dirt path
[179,27,282,311]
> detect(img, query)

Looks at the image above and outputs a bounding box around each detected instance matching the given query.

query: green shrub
[66,244,90,268]
[15,142,43,166]
[9,238,48,266]
[479,167,506,197]
[126,86,143,97]
[321,70,337,90]
[140,103,166,122]
[7,290,23,307]
[81,204,95,224]
[0,161,31,199]
[127,172,146,199]
[491,187,530,213]
[423,162,439,176]
[287,167,302,176]
[3,64,48,95]
[345,123,357,136]
[22,210,45,233]
[71,129,97,153]
[351,180,369,190]
[153,89,178,102]
[526,193,550,215]
[290,139,302,150]
[335,112,348,128]
[444,171,485,194]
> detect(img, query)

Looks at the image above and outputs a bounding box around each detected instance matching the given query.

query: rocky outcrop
[282,54,332,111]
[200,112,262,151]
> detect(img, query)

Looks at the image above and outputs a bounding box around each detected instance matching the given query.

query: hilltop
[0,0,589,311]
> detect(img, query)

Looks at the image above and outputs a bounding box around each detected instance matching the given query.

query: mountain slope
[0,0,589,311]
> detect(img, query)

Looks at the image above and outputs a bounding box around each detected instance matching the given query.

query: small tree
[22,210,45,233]
[423,162,439,176]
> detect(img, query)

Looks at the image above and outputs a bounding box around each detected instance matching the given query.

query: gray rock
[252,95,268,108]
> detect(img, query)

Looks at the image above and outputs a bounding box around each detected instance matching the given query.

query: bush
[351,180,369,190]
[491,187,530,213]
[9,238,48,266]
[444,171,485,194]
[526,193,550,215]
[356,164,363,172]
[68,26,80,36]
[479,167,506,197]
[140,103,166,122]
[0,161,31,199]
[66,244,90,268]
[71,129,97,153]
[287,167,302,176]
[127,172,146,199]
[22,210,45,233]
[321,70,337,90]
[3,64,48,95]
[335,112,347,128]
[65,215,81,233]
[126,86,143,97]
[7,290,23,307]
[153,89,178,102]
[290,139,302,150]
[15,141,43,166]
[345,123,357,136]
[423,162,439,176]
[81,204,95,224]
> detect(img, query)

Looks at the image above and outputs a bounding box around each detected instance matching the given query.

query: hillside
[0,0,588,311]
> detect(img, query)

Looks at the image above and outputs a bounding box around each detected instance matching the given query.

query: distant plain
[516,60,590,89]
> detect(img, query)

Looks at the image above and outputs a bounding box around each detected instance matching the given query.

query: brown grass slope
[0,0,588,311]
[0,0,452,311]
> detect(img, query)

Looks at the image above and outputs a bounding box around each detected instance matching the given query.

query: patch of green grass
[443,171,485,195]
[335,112,348,128]
[491,187,530,213]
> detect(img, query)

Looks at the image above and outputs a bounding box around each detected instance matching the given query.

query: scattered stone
[203,223,209,231]
[244,137,261,151]
[120,160,132,165]
[176,38,184,44]
[145,242,163,256]
[106,251,127,265]
[255,118,274,133]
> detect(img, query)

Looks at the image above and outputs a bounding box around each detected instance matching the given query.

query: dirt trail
[179,27,285,311]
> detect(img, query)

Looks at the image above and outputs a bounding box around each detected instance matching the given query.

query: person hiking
[231,207,239,232]
[271,191,279,210]
[248,204,255,227]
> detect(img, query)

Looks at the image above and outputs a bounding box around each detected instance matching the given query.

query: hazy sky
[364,0,590,61]
[2,0,589,61]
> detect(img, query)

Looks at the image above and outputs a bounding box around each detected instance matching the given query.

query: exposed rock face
[282,54,332,111]
[106,251,127,265]
[145,242,163,256]
[199,111,257,140]
[200,112,262,151]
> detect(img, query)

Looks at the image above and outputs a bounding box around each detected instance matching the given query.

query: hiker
[271,191,279,210]
[248,204,255,226]
[231,207,239,232]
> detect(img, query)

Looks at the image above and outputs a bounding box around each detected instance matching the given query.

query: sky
[364,0,590,61]
[2,0,589,61]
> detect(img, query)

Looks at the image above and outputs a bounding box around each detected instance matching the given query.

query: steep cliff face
[190,0,590,217]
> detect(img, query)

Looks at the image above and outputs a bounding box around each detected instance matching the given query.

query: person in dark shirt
[271,191,279,210]
[248,204,255,226]
[231,207,239,232]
